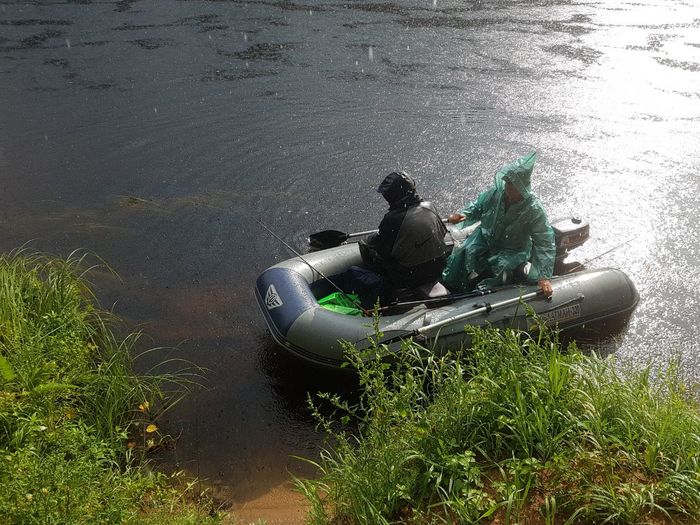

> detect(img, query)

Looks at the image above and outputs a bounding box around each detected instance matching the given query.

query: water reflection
[1,0,699,510]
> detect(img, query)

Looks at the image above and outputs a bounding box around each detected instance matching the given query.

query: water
[2,0,699,507]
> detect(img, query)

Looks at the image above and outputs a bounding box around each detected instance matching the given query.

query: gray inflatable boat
[255,219,639,368]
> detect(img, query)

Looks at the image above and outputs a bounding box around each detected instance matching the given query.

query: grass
[0,248,222,524]
[296,312,700,524]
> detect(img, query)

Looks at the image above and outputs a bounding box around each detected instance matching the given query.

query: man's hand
[448,213,466,224]
[538,278,553,298]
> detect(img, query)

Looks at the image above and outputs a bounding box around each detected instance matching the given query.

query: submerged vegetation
[297,317,700,524]
[0,249,221,524]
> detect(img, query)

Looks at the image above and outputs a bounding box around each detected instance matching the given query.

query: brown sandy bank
[224,481,310,525]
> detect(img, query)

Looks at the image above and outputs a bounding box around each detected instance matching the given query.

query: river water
[1,0,699,509]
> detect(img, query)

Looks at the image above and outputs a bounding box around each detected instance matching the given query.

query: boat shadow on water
[558,312,637,359]
[258,336,361,408]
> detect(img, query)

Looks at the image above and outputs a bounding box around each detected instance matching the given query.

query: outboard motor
[551,216,589,259]
[551,216,589,273]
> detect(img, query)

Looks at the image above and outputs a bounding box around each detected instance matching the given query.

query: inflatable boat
[255,218,639,368]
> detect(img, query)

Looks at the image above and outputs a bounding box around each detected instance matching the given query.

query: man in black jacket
[360,171,448,299]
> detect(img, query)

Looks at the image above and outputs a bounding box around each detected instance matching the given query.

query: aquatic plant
[296,316,700,524]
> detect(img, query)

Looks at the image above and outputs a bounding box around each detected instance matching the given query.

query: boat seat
[415,280,451,300]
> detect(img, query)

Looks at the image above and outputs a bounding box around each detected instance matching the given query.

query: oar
[378,290,543,346]
[309,218,451,250]
[308,228,380,250]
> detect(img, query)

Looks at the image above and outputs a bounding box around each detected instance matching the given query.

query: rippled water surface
[2,0,699,505]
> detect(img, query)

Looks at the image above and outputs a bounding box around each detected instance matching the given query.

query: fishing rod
[565,237,634,274]
[379,290,543,346]
[379,288,493,312]
[256,219,371,316]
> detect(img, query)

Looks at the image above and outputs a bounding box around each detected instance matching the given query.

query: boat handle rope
[539,292,585,314]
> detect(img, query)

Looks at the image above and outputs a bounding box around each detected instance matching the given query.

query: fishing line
[565,238,634,274]
[256,219,371,315]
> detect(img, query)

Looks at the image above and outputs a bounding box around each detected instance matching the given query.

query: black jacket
[361,199,447,288]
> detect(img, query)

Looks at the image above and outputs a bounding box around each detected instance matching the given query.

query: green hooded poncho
[442,152,556,291]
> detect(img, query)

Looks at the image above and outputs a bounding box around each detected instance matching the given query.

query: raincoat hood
[495,152,536,199]
[378,171,421,208]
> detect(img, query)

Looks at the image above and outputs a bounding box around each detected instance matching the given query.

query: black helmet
[377,171,417,206]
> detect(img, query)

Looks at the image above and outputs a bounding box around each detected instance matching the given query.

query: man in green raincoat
[442,152,555,296]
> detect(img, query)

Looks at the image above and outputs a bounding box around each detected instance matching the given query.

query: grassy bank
[0,249,221,524]
[297,319,700,524]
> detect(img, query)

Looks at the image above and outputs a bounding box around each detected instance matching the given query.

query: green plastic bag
[318,292,363,316]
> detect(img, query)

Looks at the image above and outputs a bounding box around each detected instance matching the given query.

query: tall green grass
[297,316,700,524]
[0,249,221,524]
